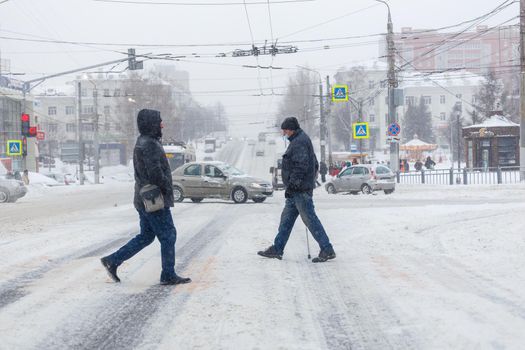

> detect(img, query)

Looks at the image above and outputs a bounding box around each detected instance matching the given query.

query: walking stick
[305,226,311,259]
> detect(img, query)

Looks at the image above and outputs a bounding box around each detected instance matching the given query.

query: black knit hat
[280,117,300,131]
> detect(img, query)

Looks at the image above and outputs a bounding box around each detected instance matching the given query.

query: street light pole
[77,82,84,185]
[520,0,525,181]
[376,0,398,171]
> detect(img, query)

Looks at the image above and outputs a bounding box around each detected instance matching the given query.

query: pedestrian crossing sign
[353,123,369,139]
[6,140,22,156]
[332,85,348,102]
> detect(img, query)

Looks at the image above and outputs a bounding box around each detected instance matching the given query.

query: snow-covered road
[1,140,525,349]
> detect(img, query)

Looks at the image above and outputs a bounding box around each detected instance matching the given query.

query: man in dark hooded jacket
[258,117,335,263]
[101,109,191,285]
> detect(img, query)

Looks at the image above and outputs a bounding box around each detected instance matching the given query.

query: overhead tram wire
[91,0,316,5]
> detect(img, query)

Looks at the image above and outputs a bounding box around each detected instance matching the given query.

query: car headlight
[250,182,264,188]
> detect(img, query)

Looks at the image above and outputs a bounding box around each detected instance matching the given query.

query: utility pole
[358,100,364,163]
[93,86,100,184]
[326,75,333,167]
[377,0,399,172]
[456,104,462,172]
[520,0,525,181]
[319,81,326,164]
[77,82,84,185]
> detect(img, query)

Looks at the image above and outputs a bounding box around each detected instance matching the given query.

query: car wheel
[384,189,395,195]
[361,184,372,195]
[253,197,266,203]
[326,184,336,194]
[0,188,9,203]
[172,186,185,202]
[191,198,203,203]
[231,187,248,203]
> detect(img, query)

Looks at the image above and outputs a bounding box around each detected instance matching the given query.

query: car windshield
[217,163,245,176]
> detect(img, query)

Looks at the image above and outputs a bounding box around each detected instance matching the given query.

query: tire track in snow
[37,206,235,350]
[0,205,198,310]
[297,259,420,350]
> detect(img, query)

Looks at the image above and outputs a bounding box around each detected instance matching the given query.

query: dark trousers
[321,173,326,183]
[274,192,332,254]
[108,208,177,281]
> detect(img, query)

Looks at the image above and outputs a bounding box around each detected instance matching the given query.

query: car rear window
[376,166,391,174]
[352,167,368,175]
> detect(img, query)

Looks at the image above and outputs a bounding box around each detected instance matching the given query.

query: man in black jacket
[258,117,335,263]
[101,109,191,285]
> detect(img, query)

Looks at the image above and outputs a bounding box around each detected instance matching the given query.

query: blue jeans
[108,208,177,281]
[274,192,332,254]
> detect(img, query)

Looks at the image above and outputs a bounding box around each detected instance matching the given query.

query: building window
[81,88,87,97]
[440,112,446,121]
[82,123,94,132]
[405,96,416,106]
[82,105,94,115]
[380,81,387,88]
[48,123,58,133]
[472,95,479,104]
[103,89,110,97]
[114,89,121,97]
[423,96,432,105]
[93,90,98,97]
[48,106,57,115]
[368,80,375,89]
[369,98,375,106]
[456,94,462,100]
[369,114,376,122]
[66,106,75,115]
[66,123,76,132]
[440,95,446,104]
[104,105,110,115]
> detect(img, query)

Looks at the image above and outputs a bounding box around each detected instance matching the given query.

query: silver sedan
[0,177,28,203]
[172,161,273,203]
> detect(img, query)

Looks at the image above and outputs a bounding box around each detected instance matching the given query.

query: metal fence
[397,166,525,185]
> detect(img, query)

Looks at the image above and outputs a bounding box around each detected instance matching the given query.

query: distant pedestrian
[22,170,29,185]
[14,171,22,181]
[258,117,335,263]
[319,161,328,183]
[101,109,191,285]
[425,156,436,170]
[414,160,423,171]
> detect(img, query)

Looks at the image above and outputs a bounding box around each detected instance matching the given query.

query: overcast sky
[0,0,518,137]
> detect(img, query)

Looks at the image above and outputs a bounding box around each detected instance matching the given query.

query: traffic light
[22,137,27,156]
[21,113,30,136]
[29,127,37,137]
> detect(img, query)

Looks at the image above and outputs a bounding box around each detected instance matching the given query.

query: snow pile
[27,172,60,186]
[465,115,519,129]
[0,161,6,175]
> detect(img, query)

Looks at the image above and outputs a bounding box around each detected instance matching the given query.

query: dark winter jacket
[424,157,436,169]
[281,128,319,196]
[133,109,174,210]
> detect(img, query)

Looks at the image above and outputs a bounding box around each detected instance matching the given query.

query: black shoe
[160,274,192,285]
[101,256,120,282]
[312,247,336,263]
[257,245,283,260]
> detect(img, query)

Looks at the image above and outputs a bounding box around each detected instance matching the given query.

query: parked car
[325,164,395,195]
[269,158,284,190]
[172,161,273,203]
[0,177,27,203]
[256,147,265,156]
[44,173,77,185]
[247,139,256,146]
[268,139,276,145]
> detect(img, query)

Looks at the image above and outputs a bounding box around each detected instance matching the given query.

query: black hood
[137,109,162,139]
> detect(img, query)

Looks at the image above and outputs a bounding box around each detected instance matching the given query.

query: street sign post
[332,85,348,102]
[353,122,369,139]
[6,140,22,156]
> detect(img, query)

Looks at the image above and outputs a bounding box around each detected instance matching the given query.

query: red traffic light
[29,127,37,137]
[21,113,30,122]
